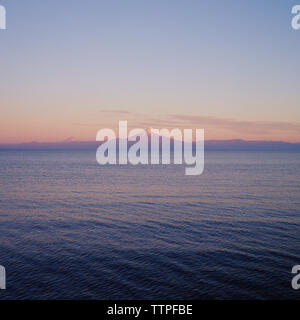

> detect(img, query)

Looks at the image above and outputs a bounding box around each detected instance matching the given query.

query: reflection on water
[0,150,299,299]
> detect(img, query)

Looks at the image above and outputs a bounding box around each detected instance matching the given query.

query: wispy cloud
[94,112,300,142]
[166,114,300,135]
[67,112,300,143]
[100,109,132,114]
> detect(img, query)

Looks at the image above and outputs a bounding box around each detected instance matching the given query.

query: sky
[0,0,300,143]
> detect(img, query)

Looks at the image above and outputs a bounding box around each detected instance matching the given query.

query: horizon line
[1,138,300,145]
[1,139,300,152]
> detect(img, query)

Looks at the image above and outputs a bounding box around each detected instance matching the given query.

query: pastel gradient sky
[1,0,300,143]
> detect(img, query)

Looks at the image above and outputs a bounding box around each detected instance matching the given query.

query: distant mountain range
[1,139,300,151]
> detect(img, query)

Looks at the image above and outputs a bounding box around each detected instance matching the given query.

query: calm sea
[0,150,299,299]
